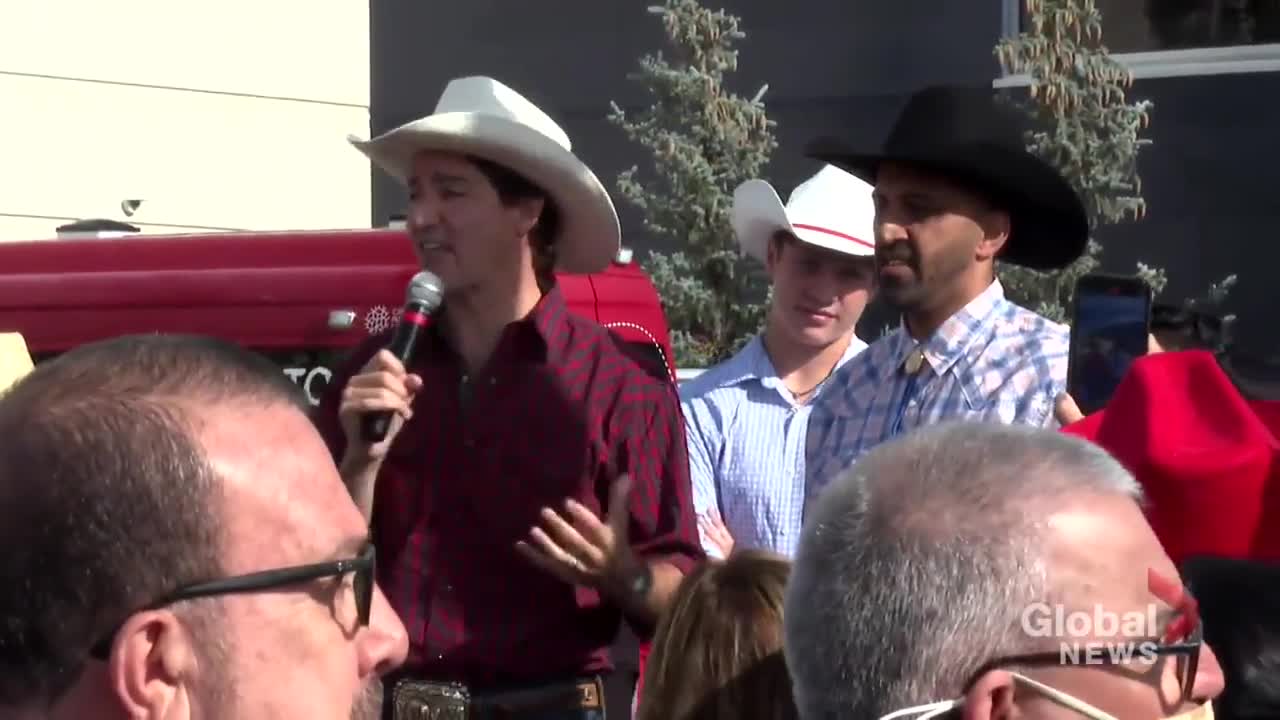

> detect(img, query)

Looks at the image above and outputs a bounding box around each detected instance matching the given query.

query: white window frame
[995,0,1280,88]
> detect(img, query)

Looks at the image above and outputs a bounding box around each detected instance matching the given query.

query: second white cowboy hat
[731,164,876,264]
[347,76,621,275]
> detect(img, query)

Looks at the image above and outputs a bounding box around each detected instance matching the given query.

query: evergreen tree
[608,0,778,368]
[995,0,1165,322]
[995,0,1232,322]
[1185,273,1239,350]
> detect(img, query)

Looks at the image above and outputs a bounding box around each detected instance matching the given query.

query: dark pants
[604,624,640,719]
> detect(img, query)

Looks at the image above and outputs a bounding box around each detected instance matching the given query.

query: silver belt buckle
[392,678,470,720]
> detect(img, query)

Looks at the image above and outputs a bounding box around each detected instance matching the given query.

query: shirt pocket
[483,420,602,546]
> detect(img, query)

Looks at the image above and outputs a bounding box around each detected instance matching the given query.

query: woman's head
[1182,556,1280,720]
[1150,303,1225,352]
[638,550,797,720]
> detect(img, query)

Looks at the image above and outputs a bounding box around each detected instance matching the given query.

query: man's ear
[765,233,786,273]
[110,610,197,718]
[975,209,1011,262]
[960,669,1019,720]
[514,196,546,239]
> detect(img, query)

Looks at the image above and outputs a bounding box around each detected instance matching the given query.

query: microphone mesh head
[406,271,444,311]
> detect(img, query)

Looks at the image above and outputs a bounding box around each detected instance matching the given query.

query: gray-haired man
[784,421,1223,720]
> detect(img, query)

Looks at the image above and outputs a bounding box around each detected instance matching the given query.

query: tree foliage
[995,0,1231,323]
[608,0,778,368]
[994,0,1165,322]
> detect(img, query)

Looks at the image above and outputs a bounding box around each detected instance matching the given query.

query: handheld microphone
[360,270,445,444]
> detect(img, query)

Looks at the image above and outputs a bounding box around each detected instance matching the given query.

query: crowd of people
[1,74,1276,720]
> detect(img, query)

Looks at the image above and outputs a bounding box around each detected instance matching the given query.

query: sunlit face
[40,400,408,720]
[766,233,876,348]
[186,403,408,720]
[871,162,1009,312]
[406,151,542,294]
[968,495,1225,720]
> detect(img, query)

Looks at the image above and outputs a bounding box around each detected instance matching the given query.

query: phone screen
[1069,287,1150,415]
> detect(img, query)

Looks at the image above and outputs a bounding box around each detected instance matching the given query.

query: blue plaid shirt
[682,334,867,558]
[804,280,1069,500]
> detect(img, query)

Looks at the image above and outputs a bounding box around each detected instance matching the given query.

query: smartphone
[1067,274,1153,416]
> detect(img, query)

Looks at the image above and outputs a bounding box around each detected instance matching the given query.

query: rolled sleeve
[617,381,704,575]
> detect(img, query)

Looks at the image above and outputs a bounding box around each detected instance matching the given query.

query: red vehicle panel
[0,228,675,403]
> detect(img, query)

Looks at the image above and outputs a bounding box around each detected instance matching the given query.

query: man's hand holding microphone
[337,271,443,520]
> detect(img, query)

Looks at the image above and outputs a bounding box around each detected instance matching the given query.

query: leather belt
[390,676,603,720]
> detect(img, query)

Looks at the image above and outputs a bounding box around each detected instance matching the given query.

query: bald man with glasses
[0,334,407,720]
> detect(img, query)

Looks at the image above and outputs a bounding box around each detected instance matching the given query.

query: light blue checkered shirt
[681,334,867,558]
[804,279,1069,501]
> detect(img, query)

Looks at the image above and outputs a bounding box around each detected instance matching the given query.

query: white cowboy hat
[731,164,876,264]
[347,76,621,275]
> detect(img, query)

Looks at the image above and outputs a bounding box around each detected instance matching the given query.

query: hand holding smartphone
[1067,273,1153,416]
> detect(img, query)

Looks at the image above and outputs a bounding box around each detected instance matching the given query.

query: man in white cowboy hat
[312,76,702,720]
[802,83,1090,501]
[680,164,877,559]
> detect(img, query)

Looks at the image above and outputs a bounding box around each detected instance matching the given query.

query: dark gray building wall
[369,1,1005,248]
[1093,71,1280,325]
[371,0,1275,328]
[370,0,1005,335]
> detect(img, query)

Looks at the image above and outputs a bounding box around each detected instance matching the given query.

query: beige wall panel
[0,215,228,240]
[0,0,369,105]
[0,74,373,239]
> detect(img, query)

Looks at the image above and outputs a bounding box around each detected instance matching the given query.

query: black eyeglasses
[89,543,376,660]
[966,621,1203,702]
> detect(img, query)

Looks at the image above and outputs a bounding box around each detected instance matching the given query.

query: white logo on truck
[283,366,333,406]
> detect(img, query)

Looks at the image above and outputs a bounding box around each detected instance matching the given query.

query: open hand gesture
[516,474,643,593]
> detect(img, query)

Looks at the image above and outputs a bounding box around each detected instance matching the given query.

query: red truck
[0,226,677,401]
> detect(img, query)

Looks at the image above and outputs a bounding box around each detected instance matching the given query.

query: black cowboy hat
[804,84,1088,271]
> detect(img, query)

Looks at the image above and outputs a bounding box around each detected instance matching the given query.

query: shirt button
[489,376,497,385]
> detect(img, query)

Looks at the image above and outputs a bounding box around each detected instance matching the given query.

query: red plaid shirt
[313,285,702,688]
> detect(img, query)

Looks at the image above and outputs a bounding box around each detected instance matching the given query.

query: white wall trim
[675,368,705,383]
[996,34,1280,88]
[996,0,1280,85]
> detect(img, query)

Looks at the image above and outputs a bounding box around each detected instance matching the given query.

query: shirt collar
[889,279,1007,377]
[710,333,864,392]
[527,283,569,361]
[427,283,567,364]
[699,335,770,389]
